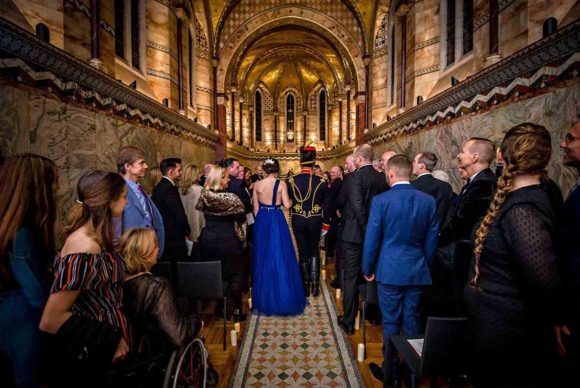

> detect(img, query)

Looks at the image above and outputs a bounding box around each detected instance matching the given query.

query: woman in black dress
[196,166,246,320]
[464,123,564,386]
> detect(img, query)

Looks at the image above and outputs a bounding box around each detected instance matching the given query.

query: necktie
[137,184,153,224]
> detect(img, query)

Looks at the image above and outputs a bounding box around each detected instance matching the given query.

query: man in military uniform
[287,146,329,297]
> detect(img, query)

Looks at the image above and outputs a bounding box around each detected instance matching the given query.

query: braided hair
[470,123,552,288]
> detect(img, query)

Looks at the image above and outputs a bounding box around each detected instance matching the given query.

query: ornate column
[303,111,307,145]
[249,106,254,148]
[230,87,236,141]
[176,12,185,113]
[363,56,371,128]
[345,85,351,141]
[89,0,102,69]
[338,97,343,145]
[239,97,244,146]
[397,7,408,111]
[273,111,278,151]
[216,93,228,159]
[355,92,366,144]
[212,57,218,131]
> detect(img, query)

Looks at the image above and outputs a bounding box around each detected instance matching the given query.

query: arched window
[319,89,326,142]
[462,0,473,55]
[35,23,50,43]
[115,0,144,70]
[442,0,474,68]
[286,94,295,142]
[255,90,262,142]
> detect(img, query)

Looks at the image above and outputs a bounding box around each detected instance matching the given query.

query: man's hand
[364,274,375,282]
[554,325,571,358]
[113,337,129,363]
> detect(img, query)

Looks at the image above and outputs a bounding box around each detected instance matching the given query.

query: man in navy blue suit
[362,155,439,383]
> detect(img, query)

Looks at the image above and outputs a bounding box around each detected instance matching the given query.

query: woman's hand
[112,337,129,363]
[554,325,571,358]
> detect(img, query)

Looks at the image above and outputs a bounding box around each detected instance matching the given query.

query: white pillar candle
[321,251,326,266]
[357,343,365,362]
[248,298,252,309]
[230,330,238,346]
[234,322,241,333]
[321,269,326,280]
[354,313,360,330]
[336,289,341,299]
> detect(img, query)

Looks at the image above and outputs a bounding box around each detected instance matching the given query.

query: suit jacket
[120,185,165,256]
[362,184,439,285]
[561,182,580,320]
[152,178,191,250]
[341,165,389,244]
[439,168,497,245]
[227,175,252,213]
[411,173,454,225]
[327,178,343,221]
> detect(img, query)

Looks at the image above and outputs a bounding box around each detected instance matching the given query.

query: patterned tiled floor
[230,283,363,387]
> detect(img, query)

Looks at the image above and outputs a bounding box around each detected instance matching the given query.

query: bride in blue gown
[251,158,307,316]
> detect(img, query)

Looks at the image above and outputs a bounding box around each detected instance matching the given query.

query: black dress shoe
[369,362,384,382]
[337,316,354,335]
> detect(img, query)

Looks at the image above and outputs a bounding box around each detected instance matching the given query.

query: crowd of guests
[0,118,579,387]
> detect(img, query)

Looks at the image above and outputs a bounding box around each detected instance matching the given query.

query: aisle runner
[229,282,363,387]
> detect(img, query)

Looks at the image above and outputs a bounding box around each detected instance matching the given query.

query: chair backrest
[151,262,172,281]
[176,261,224,299]
[419,317,468,376]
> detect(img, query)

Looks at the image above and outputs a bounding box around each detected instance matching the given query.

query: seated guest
[196,166,247,321]
[465,123,564,386]
[0,154,58,388]
[179,164,205,244]
[40,170,130,386]
[121,228,202,351]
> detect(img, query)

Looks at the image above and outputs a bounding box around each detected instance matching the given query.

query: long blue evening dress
[251,180,307,316]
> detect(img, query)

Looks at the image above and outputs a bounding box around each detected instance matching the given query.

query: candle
[234,322,241,333]
[230,330,238,346]
[248,298,252,309]
[354,313,360,330]
[321,269,326,280]
[321,251,326,266]
[336,289,341,299]
[357,343,365,362]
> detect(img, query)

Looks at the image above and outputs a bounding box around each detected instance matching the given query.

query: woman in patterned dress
[40,170,129,386]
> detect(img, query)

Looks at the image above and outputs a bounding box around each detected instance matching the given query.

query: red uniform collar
[301,168,313,174]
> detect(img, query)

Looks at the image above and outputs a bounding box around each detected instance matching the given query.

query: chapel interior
[0,0,578,387]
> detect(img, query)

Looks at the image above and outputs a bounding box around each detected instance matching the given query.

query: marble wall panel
[373,85,580,195]
[0,86,30,155]
[95,113,119,171]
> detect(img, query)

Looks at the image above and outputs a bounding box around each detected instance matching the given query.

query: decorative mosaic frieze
[373,46,388,58]
[405,65,440,83]
[373,82,388,91]
[146,41,177,60]
[408,37,440,56]
[196,86,213,95]
[146,68,179,85]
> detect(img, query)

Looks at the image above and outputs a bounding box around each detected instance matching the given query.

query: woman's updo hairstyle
[471,123,552,288]
[262,158,280,175]
[64,170,127,252]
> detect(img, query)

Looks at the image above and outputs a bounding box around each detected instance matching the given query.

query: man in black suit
[326,165,343,287]
[338,144,389,335]
[439,137,497,313]
[152,158,191,279]
[412,152,454,225]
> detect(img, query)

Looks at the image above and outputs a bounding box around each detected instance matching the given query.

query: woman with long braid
[464,123,564,386]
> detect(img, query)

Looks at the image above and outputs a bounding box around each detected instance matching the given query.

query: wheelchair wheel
[206,366,219,387]
[164,339,208,388]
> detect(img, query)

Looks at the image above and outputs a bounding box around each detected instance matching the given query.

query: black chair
[358,280,379,359]
[384,316,468,388]
[151,261,172,281]
[175,261,230,351]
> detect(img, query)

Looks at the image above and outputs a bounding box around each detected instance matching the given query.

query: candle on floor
[230,330,238,346]
[321,269,326,280]
[354,313,360,330]
[336,289,341,299]
[321,251,326,266]
[357,343,365,362]
[234,322,241,333]
[248,298,252,309]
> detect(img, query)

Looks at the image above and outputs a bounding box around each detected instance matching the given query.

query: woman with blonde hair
[179,164,205,244]
[0,154,58,387]
[121,228,202,350]
[464,123,564,386]
[196,165,246,320]
[40,170,130,385]
[146,167,162,194]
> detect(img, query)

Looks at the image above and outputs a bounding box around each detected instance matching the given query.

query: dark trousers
[292,216,323,264]
[334,222,344,287]
[342,240,362,327]
[325,218,340,257]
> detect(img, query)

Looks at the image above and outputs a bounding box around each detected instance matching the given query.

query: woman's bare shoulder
[61,228,102,256]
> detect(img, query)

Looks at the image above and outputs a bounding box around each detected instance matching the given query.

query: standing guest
[0,154,57,388]
[243,167,252,190]
[439,137,496,313]
[313,164,324,178]
[152,158,191,277]
[40,170,129,385]
[121,228,202,351]
[323,171,331,186]
[464,123,563,386]
[250,161,264,186]
[236,165,246,181]
[363,155,439,383]
[558,118,580,377]
[116,146,164,257]
[326,165,343,288]
[338,144,388,335]
[287,146,329,297]
[179,164,205,244]
[198,163,214,188]
[146,167,162,194]
[344,154,356,174]
[197,166,246,321]
[372,159,383,172]
[412,152,454,225]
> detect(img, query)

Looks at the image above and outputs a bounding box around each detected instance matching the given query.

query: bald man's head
[354,144,374,168]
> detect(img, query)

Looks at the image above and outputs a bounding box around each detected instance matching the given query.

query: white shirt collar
[392,181,411,187]
[163,176,175,186]
[469,170,482,181]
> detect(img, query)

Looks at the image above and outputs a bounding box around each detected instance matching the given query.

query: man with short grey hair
[412,151,454,224]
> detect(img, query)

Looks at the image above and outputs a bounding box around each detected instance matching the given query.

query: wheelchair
[108,330,218,388]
